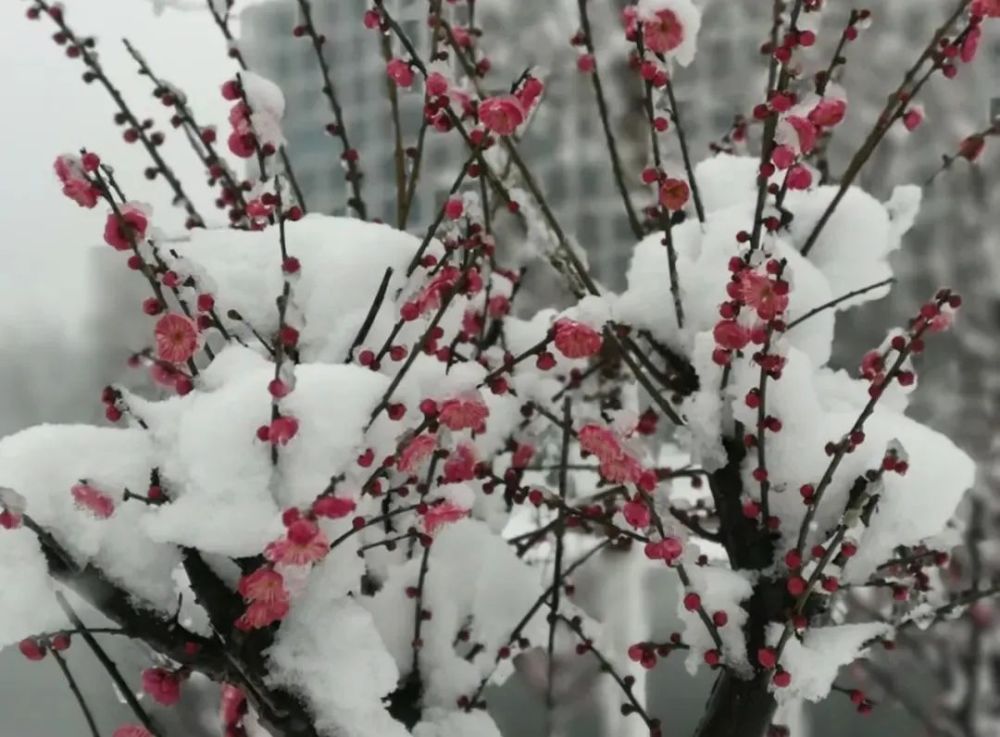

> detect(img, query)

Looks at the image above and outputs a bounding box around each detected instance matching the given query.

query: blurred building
[239,0,639,285]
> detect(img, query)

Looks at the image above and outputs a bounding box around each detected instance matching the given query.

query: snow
[784,185,921,309]
[693,154,759,212]
[0,527,68,648]
[619,197,835,366]
[171,215,437,362]
[676,564,755,677]
[679,335,726,471]
[241,70,287,150]
[842,418,976,582]
[568,543,651,737]
[0,425,181,614]
[141,363,388,556]
[768,622,892,704]
[636,0,703,67]
[728,343,975,572]
[365,519,548,711]
[267,595,407,737]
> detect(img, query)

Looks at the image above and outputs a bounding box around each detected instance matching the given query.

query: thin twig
[786,278,895,330]
[55,593,163,737]
[293,0,367,218]
[52,651,101,737]
[545,399,573,724]
[800,0,973,257]
[204,0,308,211]
[577,0,643,238]
[346,267,394,361]
[35,0,204,226]
[662,75,705,223]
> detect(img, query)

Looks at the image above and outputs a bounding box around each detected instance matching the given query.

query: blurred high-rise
[239,0,640,284]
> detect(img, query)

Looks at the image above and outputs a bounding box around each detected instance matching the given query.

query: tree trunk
[691,670,777,737]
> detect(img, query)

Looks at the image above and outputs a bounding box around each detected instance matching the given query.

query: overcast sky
[0,1,257,433]
[0,0,237,325]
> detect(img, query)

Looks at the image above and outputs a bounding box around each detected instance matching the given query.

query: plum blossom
[443,442,477,483]
[411,265,464,315]
[578,424,646,485]
[238,568,289,604]
[512,442,535,469]
[636,0,702,66]
[224,72,285,157]
[959,134,986,161]
[622,6,639,37]
[18,638,45,660]
[787,116,817,153]
[659,178,690,211]
[221,685,247,727]
[426,71,449,96]
[515,76,544,111]
[154,314,200,364]
[234,564,290,631]
[150,362,181,388]
[903,106,925,132]
[399,434,437,473]
[235,599,289,631]
[623,498,651,529]
[736,270,789,320]
[386,58,414,87]
[312,496,357,519]
[142,667,182,706]
[0,509,21,529]
[642,9,684,54]
[0,488,24,530]
[103,203,149,250]
[787,165,813,190]
[53,154,98,208]
[644,537,683,562]
[268,416,299,445]
[264,518,329,566]
[553,319,603,359]
[772,145,796,170]
[809,98,847,128]
[438,394,489,432]
[479,95,525,136]
[420,500,469,536]
[245,196,274,224]
[972,0,1000,16]
[9,5,990,735]
[70,482,115,519]
[713,320,751,351]
[579,424,621,460]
